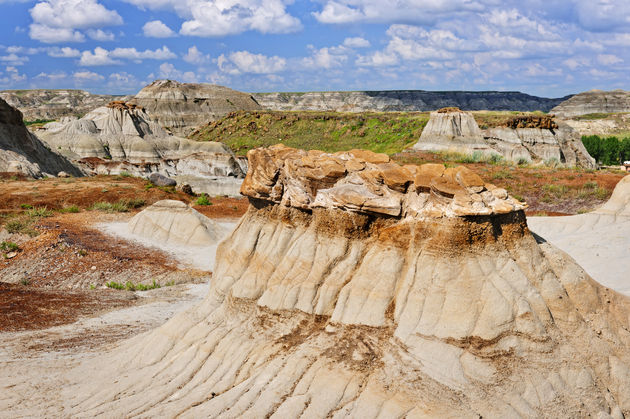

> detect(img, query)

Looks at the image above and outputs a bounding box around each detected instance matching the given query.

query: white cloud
[222,51,286,74]
[142,20,175,38]
[313,0,483,24]
[79,47,121,66]
[343,37,370,48]
[87,29,115,41]
[302,47,347,69]
[34,71,68,81]
[183,46,209,64]
[158,62,198,82]
[79,46,176,66]
[124,0,301,36]
[109,46,176,61]
[0,53,29,65]
[73,70,104,81]
[356,50,398,67]
[597,54,623,65]
[3,66,27,83]
[47,46,81,57]
[29,0,122,43]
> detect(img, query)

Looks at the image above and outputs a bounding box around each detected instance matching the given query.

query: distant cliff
[552,89,630,117]
[0,89,125,121]
[253,90,572,113]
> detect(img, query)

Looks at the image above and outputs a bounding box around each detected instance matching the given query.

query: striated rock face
[254,90,571,112]
[413,109,596,168]
[128,200,227,246]
[0,98,82,177]
[38,102,245,195]
[552,89,630,117]
[129,80,262,136]
[29,145,629,418]
[0,89,124,121]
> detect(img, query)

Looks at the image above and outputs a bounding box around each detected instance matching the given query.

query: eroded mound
[5,146,630,417]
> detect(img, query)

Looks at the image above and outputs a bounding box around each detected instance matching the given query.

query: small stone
[492,188,508,200]
[6,252,17,259]
[149,173,177,187]
[57,171,70,178]
[91,266,97,270]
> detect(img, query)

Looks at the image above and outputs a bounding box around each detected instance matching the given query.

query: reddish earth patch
[0,282,134,332]
[193,197,248,219]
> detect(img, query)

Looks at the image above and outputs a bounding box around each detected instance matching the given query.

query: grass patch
[195,194,213,206]
[5,219,39,236]
[105,280,174,291]
[20,203,33,210]
[90,199,145,213]
[0,241,19,252]
[26,206,53,218]
[492,170,515,180]
[58,205,80,213]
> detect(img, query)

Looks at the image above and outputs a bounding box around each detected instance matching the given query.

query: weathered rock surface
[413,108,596,168]
[129,80,262,136]
[5,146,627,418]
[0,89,125,121]
[254,90,571,112]
[128,200,227,246]
[149,172,176,187]
[528,174,630,295]
[552,89,630,117]
[0,98,82,178]
[37,101,245,195]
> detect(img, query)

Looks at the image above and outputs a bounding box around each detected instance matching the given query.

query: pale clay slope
[1,145,628,418]
[413,109,596,168]
[528,175,630,295]
[37,102,246,195]
[552,89,630,117]
[0,98,82,177]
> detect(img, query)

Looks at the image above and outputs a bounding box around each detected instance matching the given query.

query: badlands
[1,82,630,418]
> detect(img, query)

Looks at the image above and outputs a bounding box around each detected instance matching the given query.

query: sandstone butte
[5,145,630,417]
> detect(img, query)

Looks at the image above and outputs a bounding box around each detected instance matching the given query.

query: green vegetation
[0,241,19,252]
[106,280,174,291]
[26,206,53,218]
[58,205,80,213]
[582,135,630,166]
[573,113,612,120]
[90,198,145,213]
[195,194,212,205]
[20,203,33,210]
[190,111,430,155]
[24,119,54,127]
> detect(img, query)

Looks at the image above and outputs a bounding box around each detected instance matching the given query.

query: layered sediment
[414,108,596,168]
[552,89,630,117]
[0,98,82,177]
[7,145,622,417]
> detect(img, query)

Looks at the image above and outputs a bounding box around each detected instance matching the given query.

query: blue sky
[0,0,629,97]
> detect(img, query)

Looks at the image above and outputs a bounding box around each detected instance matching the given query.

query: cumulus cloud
[0,53,29,65]
[302,47,347,69]
[220,51,286,74]
[47,46,81,57]
[73,70,104,81]
[142,20,175,38]
[124,0,301,36]
[597,54,623,65]
[79,46,176,66]
[343,37,370,48]
[29,0,122,43]
[183,46,210,64]
[158,62,198,82]
[87,29,115,41]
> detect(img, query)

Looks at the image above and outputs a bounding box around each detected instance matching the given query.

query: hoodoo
[7,146,629,417]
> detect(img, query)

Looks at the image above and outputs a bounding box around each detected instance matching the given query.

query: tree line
[582,135,630,166]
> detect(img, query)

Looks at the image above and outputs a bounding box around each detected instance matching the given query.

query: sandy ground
[100,219,238,271]
[528,214,630,296]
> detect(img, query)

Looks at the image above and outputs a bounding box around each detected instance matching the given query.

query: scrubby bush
[195,194,213,206]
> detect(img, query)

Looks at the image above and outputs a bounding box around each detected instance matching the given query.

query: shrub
[489,154,504,165]
[120,198,145,209]
[195,194,213,206]
[517,157,530,166]
[26,207,53,218]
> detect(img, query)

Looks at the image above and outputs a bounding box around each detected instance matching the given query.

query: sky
[0,0,629,97]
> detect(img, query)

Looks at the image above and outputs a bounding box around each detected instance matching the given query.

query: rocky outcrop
[528,174,630,294]
[38,102,245,196]
[129,80,262,136]
[0,98,82,178]
[0,89,124,121]
[552,89,630,117]
[128,200,227,246]
[254,90,571,113]
[413,108,596,168]
[19,145,626,418]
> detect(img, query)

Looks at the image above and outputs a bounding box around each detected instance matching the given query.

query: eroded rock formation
[0,98,82,177]
[128,200,227,246]
[0,89,124,121]
[552,89,630,117]
[129,80,262,136]
[38,101,245,195]
[414,108,596,168]
[254,90,570,113]
[28,145,628,418]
